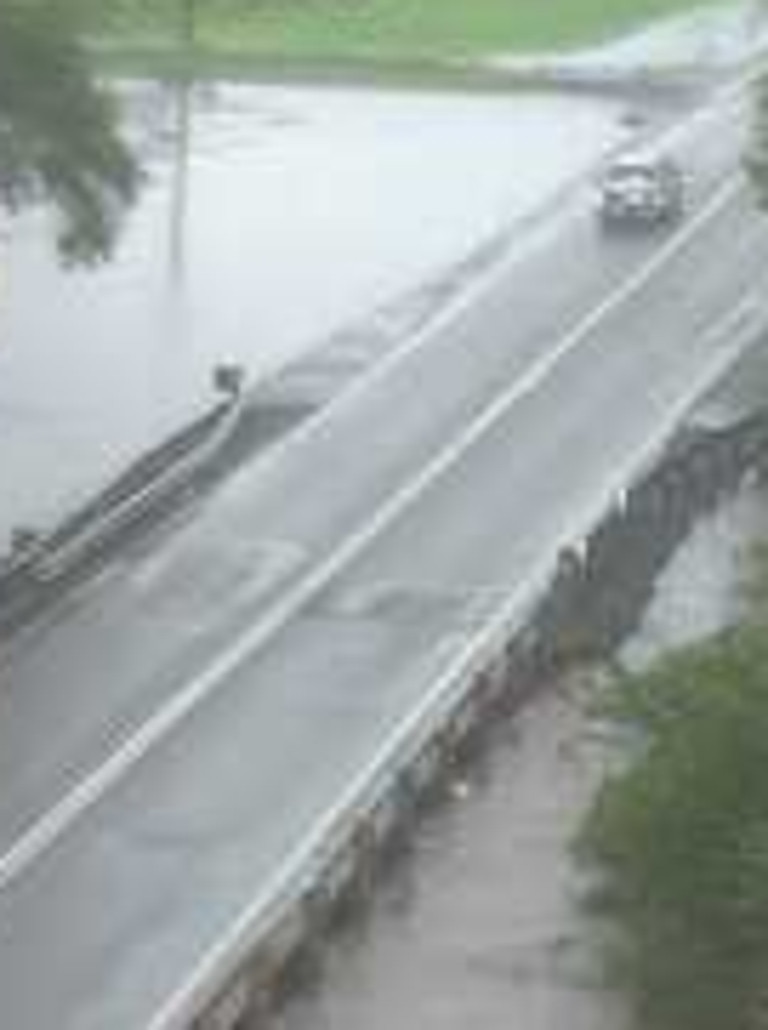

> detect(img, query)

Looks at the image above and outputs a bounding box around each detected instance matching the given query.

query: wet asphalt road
[0,85,762,1028]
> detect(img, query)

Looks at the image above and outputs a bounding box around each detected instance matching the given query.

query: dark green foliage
[746,72,768,211]
[0,3,139,262]
[579,626,768,1030]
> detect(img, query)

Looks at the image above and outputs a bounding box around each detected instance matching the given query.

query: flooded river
[0,83,622,547]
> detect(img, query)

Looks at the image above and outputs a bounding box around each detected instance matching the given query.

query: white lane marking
[148,284,765,1030]
[0,170,745,896]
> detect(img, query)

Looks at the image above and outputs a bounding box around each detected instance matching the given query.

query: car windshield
[605,160,657,182]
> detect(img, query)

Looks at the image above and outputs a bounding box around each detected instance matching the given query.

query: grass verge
[65,0,733,77]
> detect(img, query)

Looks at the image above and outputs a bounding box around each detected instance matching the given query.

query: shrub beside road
[578,557,768,1030]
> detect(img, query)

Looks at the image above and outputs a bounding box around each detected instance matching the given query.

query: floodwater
[623,485,768,670]
[625,335,768,668]
[0,83,622,547]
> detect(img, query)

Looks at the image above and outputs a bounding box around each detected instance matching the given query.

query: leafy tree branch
[0,3,139,262]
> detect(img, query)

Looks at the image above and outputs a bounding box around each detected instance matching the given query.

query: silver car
[598,151,685,229]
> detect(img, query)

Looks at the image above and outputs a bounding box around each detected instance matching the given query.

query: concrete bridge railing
[191,405,768,1030]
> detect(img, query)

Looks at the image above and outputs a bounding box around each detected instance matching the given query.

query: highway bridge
[0,72,766,1029]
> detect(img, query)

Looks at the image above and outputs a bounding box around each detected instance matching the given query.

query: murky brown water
[274,685,622,1030]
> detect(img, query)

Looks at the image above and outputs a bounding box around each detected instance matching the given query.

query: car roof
[605,150,676,175]
[608,153,658,173]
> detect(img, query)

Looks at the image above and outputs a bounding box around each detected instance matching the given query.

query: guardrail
[0,364,246,598]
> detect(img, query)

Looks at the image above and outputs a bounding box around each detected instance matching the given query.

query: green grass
[77,0,732,62]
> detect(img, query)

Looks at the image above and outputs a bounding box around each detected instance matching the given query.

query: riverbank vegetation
[578,548,768,1030]
[61,0,728,65]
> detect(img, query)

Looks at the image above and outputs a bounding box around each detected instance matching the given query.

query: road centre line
[0,160,744,895]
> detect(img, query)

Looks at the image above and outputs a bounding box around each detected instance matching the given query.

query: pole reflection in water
[169,78,192,287]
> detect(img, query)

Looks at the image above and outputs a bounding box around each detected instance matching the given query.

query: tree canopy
[746,72,768,210]
[579,625,768,1030]
[0,3,139,262]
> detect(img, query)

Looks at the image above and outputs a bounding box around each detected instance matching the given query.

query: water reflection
[0,3,138,263]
